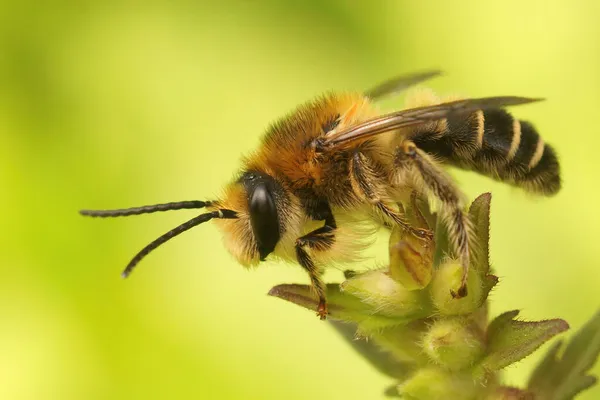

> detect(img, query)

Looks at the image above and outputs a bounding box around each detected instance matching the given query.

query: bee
[81,71,560,319]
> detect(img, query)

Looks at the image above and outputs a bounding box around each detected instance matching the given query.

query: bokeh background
[2,1,599,399]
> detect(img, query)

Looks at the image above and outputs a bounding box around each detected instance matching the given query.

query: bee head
[214,170,292,267]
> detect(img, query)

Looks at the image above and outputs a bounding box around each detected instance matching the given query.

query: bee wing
[365,70,442,100]
[325,96,544,148]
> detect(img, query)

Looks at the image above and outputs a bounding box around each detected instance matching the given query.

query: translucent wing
[325,96,544,148]
[365,70,442,100]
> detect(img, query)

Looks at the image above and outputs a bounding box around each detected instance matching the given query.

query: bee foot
[450,284,468,299]
[317,301,328,320]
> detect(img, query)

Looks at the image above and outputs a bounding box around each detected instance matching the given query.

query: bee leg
[395,140,470,298]
[350,151,433,240]
[295,215,336,320]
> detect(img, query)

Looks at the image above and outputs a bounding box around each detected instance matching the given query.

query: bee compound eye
[249,183,280,260]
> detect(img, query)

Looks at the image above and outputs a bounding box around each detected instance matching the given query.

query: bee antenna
[80,200,212,218]
[121,209,237,278]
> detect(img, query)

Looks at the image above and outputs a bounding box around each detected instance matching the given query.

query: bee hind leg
[395,140,471,298]
[349,151,433,240]
[295,214,336,320]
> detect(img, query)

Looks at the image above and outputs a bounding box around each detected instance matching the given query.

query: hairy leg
[349,151,432,240]
[295,214,336,319]
[395,140,471,298]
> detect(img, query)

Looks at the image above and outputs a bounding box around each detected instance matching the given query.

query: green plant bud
[430,261,483,315]
[341,269,430,319]
[366,320,432,365]
[422,318,485,370]
[398,367,482,400]
[388,226,434,290]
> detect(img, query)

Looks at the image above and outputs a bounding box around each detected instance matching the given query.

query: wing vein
[325,96,543,148]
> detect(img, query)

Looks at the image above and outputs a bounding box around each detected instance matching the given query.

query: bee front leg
[350,151,433,240]
[395,140,471,298]
[295,216,336,320]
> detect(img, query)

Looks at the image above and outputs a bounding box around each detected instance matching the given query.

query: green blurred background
[1,1,599,399]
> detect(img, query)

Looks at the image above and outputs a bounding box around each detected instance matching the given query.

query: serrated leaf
[268,283,406,330]
[528,309,600,400]
[481,274,499,303]
[468,192,491,275]
[432,193,491,270]
[474,310,569,376]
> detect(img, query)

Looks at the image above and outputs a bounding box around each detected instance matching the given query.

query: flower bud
[398,368,482,400]
[430,261,483,315]
[366,320,431,365]
[341,269,430,319]
[422,318,485,370]
[388,226,434,290]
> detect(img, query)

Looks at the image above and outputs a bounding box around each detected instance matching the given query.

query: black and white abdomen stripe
[412,109,561,196]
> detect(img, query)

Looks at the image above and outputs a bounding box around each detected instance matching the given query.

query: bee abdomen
[413,109,561,196]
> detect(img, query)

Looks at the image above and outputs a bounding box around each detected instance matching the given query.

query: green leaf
[528,309,600,400]
[468,192,491,275]
[474,310,569,377]
[328,320,413,381]
[268,283,406,330]
[364,320,432,366]
[433,193,492,270]
[481,274,499,301]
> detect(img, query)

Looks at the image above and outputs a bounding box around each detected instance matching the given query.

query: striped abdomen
[412,109,561,196]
